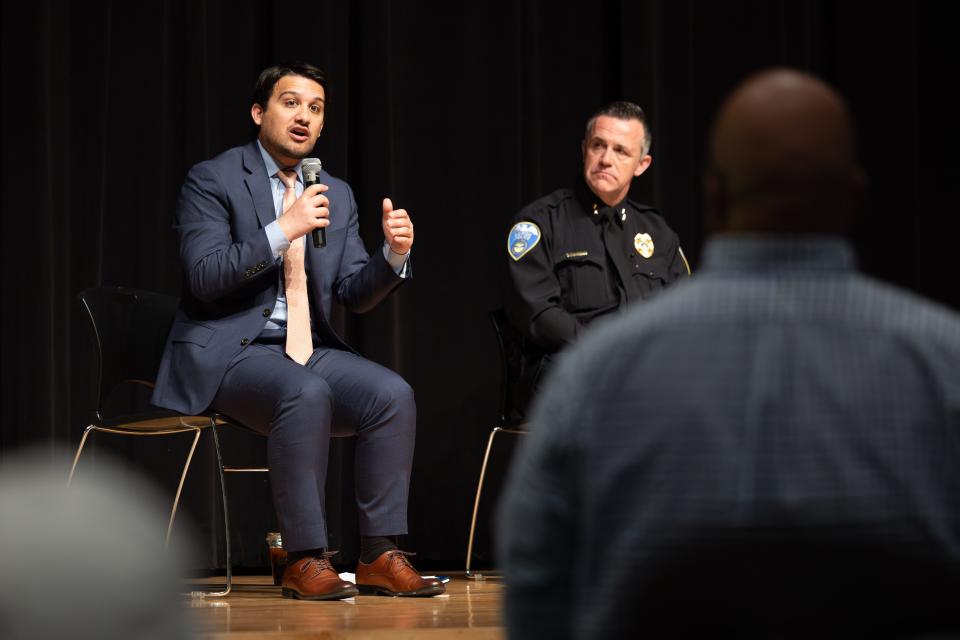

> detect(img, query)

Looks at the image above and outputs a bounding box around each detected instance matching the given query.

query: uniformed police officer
[505,101,690,409]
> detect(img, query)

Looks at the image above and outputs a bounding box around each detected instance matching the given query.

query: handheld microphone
[302,158,325,248]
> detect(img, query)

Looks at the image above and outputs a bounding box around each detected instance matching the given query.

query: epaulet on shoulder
[517,188,575,218]
[548,187,576,205]
[625,197,660,214]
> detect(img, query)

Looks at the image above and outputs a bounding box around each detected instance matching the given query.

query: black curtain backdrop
[3,1,958,570]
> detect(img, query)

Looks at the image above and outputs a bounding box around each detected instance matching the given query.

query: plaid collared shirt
[499,235,960,639]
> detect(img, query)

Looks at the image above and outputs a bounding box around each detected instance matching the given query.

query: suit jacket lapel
[242,141,277,230]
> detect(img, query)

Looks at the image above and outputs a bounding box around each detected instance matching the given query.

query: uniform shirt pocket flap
[555,251,613,311]
[558,251,603,267]
[633,257,670,282]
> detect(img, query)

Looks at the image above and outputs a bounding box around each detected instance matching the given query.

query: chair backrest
[489,309,527,427]
[78,287,179,421]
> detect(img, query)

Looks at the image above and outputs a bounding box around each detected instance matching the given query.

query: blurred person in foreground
[0,449,192,640]
[497,68,960,639]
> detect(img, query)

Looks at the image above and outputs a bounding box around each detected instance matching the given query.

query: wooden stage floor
[187,573,504,639]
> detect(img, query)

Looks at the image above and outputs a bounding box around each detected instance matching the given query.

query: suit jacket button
[262,308,271,317]
[240,338,250,346]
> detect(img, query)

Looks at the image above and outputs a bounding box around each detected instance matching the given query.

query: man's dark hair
[585,101,652,156]
[252,62,327,113]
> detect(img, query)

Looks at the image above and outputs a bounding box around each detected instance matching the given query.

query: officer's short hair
[585,101,652,156]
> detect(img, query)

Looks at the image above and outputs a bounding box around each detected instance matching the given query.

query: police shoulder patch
[507,221,542,261]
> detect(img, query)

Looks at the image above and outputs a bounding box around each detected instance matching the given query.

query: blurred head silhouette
[704,68,866,235]
[0,449,193,640]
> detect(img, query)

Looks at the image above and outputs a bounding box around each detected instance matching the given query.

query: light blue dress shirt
[256,141,409,332]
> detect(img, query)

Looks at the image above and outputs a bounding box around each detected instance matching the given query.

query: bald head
[705,69,865,234]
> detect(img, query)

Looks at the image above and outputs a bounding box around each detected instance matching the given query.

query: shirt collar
[573,179,627,225]
[702,234,857,274]
[256,140,303,183]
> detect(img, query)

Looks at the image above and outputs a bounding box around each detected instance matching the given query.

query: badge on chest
[634,233,654,258]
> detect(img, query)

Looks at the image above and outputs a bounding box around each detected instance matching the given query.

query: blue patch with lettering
[507,221,542,261]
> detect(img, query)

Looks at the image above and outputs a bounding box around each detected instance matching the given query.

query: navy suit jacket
[152,141,406,415]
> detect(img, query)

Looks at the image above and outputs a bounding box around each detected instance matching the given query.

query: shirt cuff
[383,242,410,278]
[265,220,290,258]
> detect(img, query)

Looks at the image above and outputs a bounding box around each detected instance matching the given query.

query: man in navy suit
[152,62,443,600]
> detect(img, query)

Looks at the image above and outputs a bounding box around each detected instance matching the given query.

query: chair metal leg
[466,427,500,577]
[206,419,232,597]
[168,427,202,546]
[466,426,526,578]
[67,425,96,487]
[69,423,202,547]
[67,420,234,597]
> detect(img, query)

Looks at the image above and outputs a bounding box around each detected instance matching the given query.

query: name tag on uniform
[564,251,589,258]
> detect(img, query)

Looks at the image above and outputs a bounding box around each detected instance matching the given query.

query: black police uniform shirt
[505,182,689,354]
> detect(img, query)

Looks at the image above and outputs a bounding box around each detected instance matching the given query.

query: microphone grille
[302,157,322,181]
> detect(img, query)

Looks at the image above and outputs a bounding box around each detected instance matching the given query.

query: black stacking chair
[465,308,529,577]
[68,286,266,597]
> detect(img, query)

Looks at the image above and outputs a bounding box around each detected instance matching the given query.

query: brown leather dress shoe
[356,550,445,597]
[281,555,358,600]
